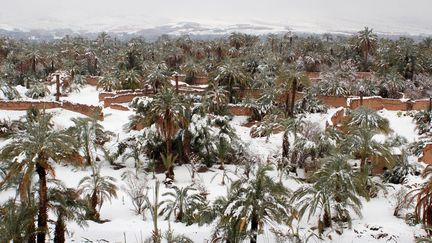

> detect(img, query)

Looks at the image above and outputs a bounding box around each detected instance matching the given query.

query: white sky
[1,0,431,34]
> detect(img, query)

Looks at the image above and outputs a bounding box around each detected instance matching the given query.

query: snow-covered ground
[0,85,429,242]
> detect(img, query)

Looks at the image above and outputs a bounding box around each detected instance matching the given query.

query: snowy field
[0,85,428,242]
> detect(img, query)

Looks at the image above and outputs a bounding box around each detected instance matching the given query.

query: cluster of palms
[0,110,118,242]
[1,27,432,242]
[1,27,432,101]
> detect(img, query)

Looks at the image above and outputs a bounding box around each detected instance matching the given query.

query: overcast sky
[1,0,432,34]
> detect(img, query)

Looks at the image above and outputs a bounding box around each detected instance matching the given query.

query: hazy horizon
[1,0,432,35]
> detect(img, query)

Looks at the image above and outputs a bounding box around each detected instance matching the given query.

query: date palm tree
[145,88,190,179]
[203,81,229,115]
[213,164,291,243]
[0,110,78,243]
[68,117,113,165]
[0,199,37,243]
[49,184,88,243]
[406,165,432,235]
[292,154,363,235]
[78,161,117,222]
[214,60,248,103]
[356,27,377,65]
[276,67,310,117]
[146,63,169,92]
[159,184,207,223]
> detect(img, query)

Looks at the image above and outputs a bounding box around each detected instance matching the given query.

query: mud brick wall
[227,105,254,116]
[0,100,103,120]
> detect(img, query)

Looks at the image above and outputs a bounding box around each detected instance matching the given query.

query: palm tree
[146,63,169,92]
[49,184,88,243]
[341,107,391,135]
[122,138,144,175]
[356,27,377,65]
[159,184,207,223]
[406,165,432,235]
[120,68,142,91]
[228,33,246,50]
[25,47,43,75]
[0,199,37,243]
[292,154,363,235]
[214,60,248,103]
[146,88,189,180]
[68,117,113,165]
[97,71,119,92]
[203,81,229,115]
[0,110,78,243]
[181,60,206,83]
[276,67,310,117]
[78,161,118,221]
[343,127,394,172]
[213,164,291,243]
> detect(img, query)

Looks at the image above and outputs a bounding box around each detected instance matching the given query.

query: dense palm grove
[1,28,432,242]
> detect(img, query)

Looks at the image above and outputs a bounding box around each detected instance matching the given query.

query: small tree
[78,162,118,221]
[159,184,207,224]
[49,184,88,243]
[292,154,363,235]
[122,172,149,216]
[213,164,291,243]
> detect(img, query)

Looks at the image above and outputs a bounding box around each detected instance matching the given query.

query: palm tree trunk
[32,57,36,74]
[285,91,290,115]
[323,208,332,228]
[182,130,191,164]
[54,214,66,243]
[289,79,297,117]
[90,191,99,221]
[228,82,234,104]
[36,163,48,243]
[360,157,365,172]
[27,220,36,243]
[250,213,258,243]
[282,131,290,159]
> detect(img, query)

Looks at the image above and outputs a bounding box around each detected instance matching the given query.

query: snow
[378,110,418,143]
[61,85,101,106]
[0,85,429,242]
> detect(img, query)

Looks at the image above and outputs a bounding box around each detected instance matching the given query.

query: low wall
[319,95,348,108]
[192,76,208,85]
[0,100,103,120]
[86,76,100,86]
[413,99,430,110]
[109,103,130,111]
[420,144,432,165]
[326,107,345,128]
[349,97,424,111]
[228,105,254,116]
[99,89,153,102]
[103,91,153,107]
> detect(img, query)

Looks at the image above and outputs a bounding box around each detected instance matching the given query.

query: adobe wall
[318,95,348,108]
[413,99,430,110]
[0,101,59,110]
[109,103,130,111]
[192,76,209,85]
[0,100,104,120]
[99,89,153,102]
[348,97,427,111]
[61,101,104,120]
[227,105,254,116]
[86,76,100,86]
[103,92,153,107]
[419,144,432,165]
[325,107,345,128]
